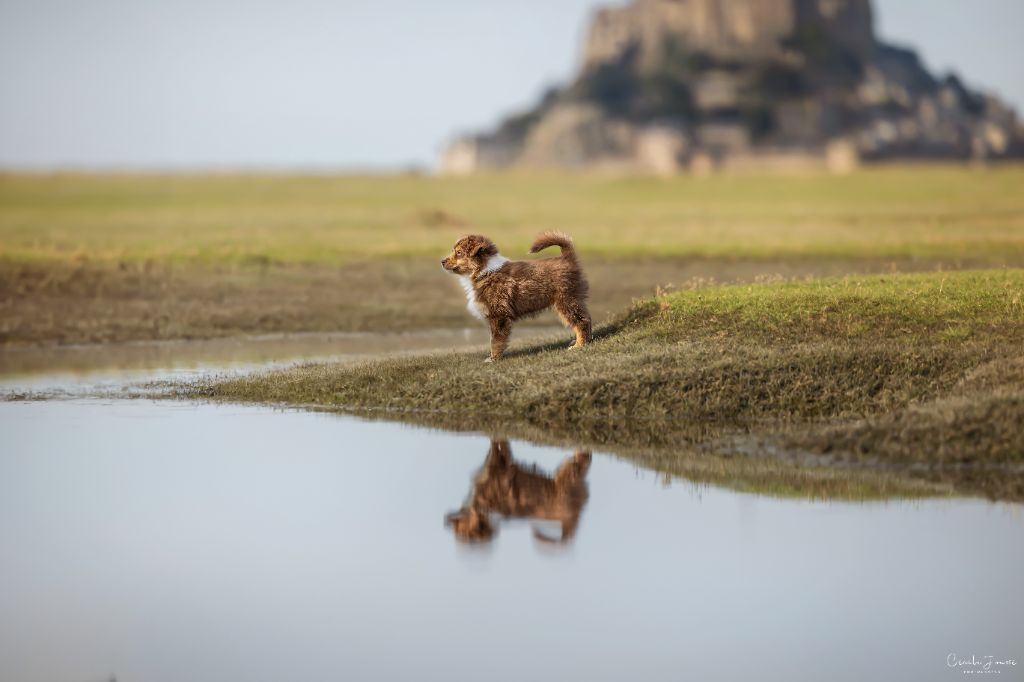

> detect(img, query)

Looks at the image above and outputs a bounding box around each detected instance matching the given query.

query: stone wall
[582,0,801,71]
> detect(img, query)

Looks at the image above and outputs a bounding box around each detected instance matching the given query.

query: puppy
[441,231,592,362]
[445,438,592,545]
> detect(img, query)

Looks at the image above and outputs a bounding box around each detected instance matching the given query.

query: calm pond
[1,398,1021,682]
[0,327,508,392]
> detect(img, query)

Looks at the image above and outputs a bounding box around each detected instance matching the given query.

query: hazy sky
[1,0,1022,169]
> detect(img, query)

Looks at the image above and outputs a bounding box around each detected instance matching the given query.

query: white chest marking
[459,254,508,322]
[459,275,486,321]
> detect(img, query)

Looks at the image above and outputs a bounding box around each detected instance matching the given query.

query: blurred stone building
[440,0,1024,174]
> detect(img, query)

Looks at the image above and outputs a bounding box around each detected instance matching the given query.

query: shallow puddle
[1,400,1021,682]
[0,327,563,392]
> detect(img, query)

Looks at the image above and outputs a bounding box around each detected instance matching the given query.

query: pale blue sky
[0,0,1021,169]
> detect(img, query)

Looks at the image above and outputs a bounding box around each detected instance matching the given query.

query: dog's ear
[469,238,496,258]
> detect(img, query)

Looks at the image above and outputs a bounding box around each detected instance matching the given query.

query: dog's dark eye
[456,250,463,256]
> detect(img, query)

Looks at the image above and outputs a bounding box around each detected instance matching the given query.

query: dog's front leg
[486,317,512,363]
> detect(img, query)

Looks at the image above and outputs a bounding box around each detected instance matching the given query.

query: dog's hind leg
[553,298,592,349]
[486,317,512,362]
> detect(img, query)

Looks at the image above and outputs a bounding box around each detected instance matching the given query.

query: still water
[0,327,515,392]
[1,400,1021,682]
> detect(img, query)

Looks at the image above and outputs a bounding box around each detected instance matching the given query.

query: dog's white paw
[483,357,494,364]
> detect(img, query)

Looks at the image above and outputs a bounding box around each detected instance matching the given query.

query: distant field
[2,166,1024,346]
[2,166,1024,264]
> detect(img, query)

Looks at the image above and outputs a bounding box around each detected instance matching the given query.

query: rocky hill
[440,0,1024,174]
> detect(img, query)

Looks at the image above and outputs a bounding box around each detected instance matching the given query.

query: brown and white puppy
[441,231,592,362]
[445,438,592,545]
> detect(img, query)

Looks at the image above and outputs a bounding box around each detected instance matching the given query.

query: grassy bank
[3,167,1024,346]
[188,270,1024,501]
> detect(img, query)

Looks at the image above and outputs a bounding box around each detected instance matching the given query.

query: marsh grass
[4,167,1024,345]
[188,270,1024,501]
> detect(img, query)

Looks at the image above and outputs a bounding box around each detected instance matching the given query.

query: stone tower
[582,0,874,71]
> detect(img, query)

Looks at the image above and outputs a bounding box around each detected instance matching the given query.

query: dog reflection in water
[445,439,591,545]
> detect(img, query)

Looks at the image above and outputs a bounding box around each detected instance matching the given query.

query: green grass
[4,166,1024,346]
[644,270,1024,343]
[3,166,1024,264]
[186,270,1024,502]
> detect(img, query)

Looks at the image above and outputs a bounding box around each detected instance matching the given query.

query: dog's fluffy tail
[530,231,577,263]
